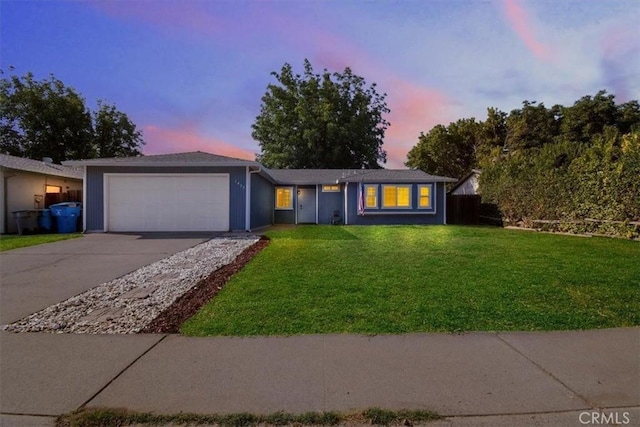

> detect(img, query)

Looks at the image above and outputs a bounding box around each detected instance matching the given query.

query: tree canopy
[406,90,640,179]
[1,71,144,163]
[252,59,389,169]
[406,90,640,237]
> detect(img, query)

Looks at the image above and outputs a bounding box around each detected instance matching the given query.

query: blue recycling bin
[50,202,82,233]
[37,209,52,232]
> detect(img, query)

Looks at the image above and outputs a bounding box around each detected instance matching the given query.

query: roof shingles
[268,168,456,184]
[63,151,257,167]
[61,151,456,183]
[0,154,83,179]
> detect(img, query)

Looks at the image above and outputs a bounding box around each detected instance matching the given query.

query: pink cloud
[263,17,453,168]
[502,0,555,62]
[383,81,452,168]
[91,1,452,169]
[143,123,255,161]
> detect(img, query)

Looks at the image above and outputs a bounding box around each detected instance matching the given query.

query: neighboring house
[447,169,482,225]
[449,169,481,195]
[1,154,83,234]
[63,151,457,233]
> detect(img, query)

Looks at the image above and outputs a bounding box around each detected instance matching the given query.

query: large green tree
[93,101,144,158]
[252,59,389,169]
[560,90,620,144]
[406,118,482,178]
[407,90,640,180]
[504,100,561,150]
[405,90,640,237]
[1,71,144,163]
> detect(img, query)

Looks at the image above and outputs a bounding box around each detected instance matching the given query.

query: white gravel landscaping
[1,236,259,334]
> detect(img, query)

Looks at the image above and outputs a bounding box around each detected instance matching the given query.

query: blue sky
[1,0,638,168]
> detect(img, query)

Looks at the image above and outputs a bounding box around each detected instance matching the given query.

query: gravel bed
[1,236,259,334]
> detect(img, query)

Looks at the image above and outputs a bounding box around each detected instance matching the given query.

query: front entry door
[297,187,316,224]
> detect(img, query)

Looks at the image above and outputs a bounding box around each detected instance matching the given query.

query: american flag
[357,181,365,215]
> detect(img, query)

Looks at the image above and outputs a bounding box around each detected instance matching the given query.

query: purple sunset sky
[1,0,638,169]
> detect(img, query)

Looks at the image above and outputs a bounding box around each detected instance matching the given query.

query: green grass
[181,225,640,336]
[56,407,441,426]
[0,233,81,252]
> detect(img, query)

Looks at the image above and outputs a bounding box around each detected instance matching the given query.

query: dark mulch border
[140,236,270,334]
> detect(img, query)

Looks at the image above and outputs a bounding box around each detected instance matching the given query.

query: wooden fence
[446,194,481,225]
[45,190,83,207]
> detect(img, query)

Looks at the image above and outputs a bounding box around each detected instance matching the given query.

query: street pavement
[1,234,638,426]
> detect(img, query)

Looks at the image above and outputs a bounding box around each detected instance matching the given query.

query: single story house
[1,154,83,234]
[63,151,457,233]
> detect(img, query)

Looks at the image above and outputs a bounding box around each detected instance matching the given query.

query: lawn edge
[141,236,271,334]
[56,407,442,427]
[0,233,82,252]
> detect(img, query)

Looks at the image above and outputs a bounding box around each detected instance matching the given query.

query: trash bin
[50,202,82,233]
[13,210,38,235]
[38,209,52,232]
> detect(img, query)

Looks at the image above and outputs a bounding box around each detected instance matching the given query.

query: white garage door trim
[104,173,230,232]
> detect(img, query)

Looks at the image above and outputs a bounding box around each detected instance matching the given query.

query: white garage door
[105,174,229,232]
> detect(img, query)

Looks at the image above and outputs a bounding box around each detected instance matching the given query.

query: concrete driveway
[0,233,217,324]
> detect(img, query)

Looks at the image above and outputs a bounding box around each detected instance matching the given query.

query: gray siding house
[64,152,456,232]
[1,154,83,234]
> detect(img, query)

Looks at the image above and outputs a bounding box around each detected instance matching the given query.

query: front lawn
[181,226,640,336]
[0,233,81,252]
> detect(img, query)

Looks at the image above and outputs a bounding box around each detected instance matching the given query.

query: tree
[252,60,389,169]
[93,101,144,158]
[1,72,93,162]
[558,90,619,144]
[1,71,144,163]
[504,100,560,151]
[406,118,482,178]
[405,90,639,237]
[616,99,640,135]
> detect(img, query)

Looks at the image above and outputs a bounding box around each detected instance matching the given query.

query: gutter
[62,160,260,168]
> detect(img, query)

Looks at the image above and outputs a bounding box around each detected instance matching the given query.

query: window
[365,185,378,208]
[275,187,293,210]
[45,185,61,193]
[382,185,411,208]
[322,184,340,192]
[418,184,432,209]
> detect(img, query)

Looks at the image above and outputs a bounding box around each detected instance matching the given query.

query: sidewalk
[1,327,638,426]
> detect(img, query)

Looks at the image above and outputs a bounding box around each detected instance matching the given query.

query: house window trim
[381,185,412,209]
[417,184,434,210]
[322,184,340,192]
[275,186,294,210]
[46,185,62,194]
[364,184,378,209]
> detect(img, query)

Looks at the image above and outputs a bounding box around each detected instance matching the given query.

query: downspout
[442,183,447,225]
[344,182,348,225]
[82,166,87,232]
[315,184,319,224]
